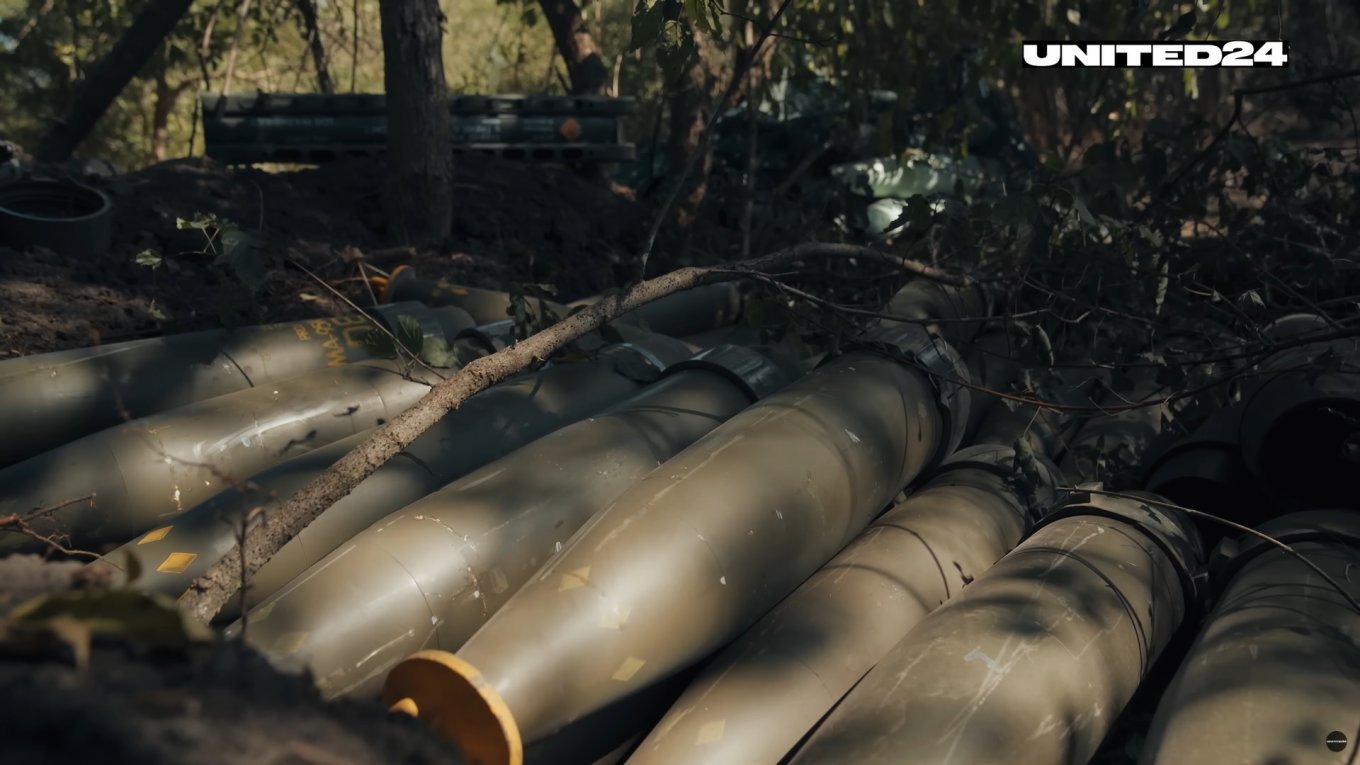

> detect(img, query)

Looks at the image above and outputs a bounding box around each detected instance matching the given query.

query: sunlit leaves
[629,0,697,81]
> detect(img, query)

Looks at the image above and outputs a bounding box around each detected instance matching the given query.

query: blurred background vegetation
[3,0,1356,172]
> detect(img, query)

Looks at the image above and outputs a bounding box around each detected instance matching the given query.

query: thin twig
[0,494,117,565]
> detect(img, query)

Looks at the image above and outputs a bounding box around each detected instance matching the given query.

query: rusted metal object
[0,358,447,555]
[381,309,974,762]
[0,302,474,467]
[1139,510,1360,765]
[789,492,1204,765]
[627,436,1062,765]
[93,339,694,618]
[237,346,791,700]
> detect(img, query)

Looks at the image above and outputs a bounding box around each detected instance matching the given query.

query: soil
[0,555,467,765]
[0,644,468,765]
[0,155,643,357]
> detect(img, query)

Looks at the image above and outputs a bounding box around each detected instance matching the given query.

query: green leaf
[629,0,665,51]
[685,0,712,33]
[599,323,626,346]
[1158,10,1196,41]
[656,19,697,81]
[395,314,425,356]
[419,337,460,369]
[218,227,268,293]
[575,332,606,352]
[134,249,163,269]
[362,328,398,360]
[1235,289,1266,316]
[175,212,220,231]
[610,351,662,384]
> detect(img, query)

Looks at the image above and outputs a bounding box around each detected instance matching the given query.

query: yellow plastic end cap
[382,649,523,765]
[380,264,413,303]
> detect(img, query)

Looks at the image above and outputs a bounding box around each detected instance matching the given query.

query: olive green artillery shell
[0,359,445,554]
[398,350,948,749]
[1139,511,1360,765]
[1059,374,1170,486]
[570,283,744,339]
[381,266,570,324]
[876,278,990,349]
[790,494,1203,765]
[623,364,1065,764]
[97,357,653,617]
[384,266,744,339]
[1238,330,1360,511]
[0,302,474,467]
[239,366,758,699]
[958,329,1025,443]
[626,465,1037,765]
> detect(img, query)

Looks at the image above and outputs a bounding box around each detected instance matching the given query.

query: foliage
[0,0,574,168]
[167,211,278,325]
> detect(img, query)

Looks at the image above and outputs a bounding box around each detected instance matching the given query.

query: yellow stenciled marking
[612,656,645,682]
[696,720,725,745]
[600,604,632,630]
[322,334,349,366]
[138,525,172,544]
[156,551,198,574]
[250,599,277,622]
[559,566,590,591]
[273,631,310,654]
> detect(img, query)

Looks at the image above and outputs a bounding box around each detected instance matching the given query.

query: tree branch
[178,243,971,622]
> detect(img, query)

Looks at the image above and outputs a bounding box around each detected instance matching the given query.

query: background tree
[292,0,333,93]
[538,0,608,95]
[377,0,453,245]
[33,0,195,161]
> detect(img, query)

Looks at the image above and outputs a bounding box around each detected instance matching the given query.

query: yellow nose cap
[379,264,413,303]
[382,649,523,765]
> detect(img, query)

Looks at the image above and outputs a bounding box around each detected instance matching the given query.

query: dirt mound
[0,643,466,765]
[1,155,642,356]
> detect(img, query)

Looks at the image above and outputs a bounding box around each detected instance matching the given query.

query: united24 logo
[1023,41,1289,67]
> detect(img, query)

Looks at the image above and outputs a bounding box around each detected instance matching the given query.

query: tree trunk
[537,0,609,95]
[148,60,189,163]
[377,0,453,245]
[665,21,719,221]
[293,0,334,93]
[665,7,779,221]
[35,0,195,161]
